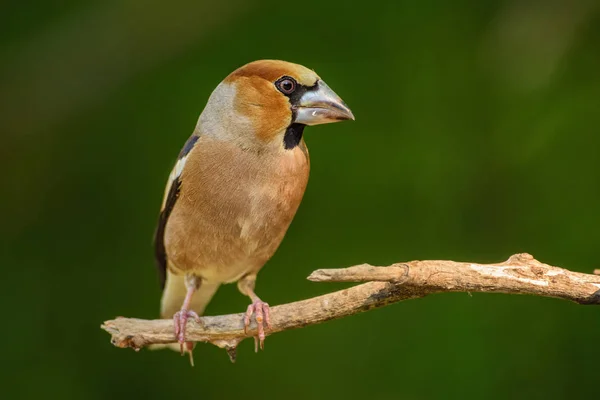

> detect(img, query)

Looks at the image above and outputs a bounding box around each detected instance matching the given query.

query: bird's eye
[276,77,297,95]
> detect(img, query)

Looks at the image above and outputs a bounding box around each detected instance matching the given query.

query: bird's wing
[153,134,200,289]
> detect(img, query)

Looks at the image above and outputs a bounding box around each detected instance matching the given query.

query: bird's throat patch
[283,123,305,149]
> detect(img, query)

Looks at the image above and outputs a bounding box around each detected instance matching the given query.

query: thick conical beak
[294,80,354,126]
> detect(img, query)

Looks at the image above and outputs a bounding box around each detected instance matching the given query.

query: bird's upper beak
[294,80,355,126]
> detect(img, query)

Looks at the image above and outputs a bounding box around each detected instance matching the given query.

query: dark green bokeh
[2,1,600,399]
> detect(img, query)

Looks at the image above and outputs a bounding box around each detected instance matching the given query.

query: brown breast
[164,136,309,283]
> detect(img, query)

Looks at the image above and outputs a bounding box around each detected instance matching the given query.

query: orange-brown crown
[225,60,319,87]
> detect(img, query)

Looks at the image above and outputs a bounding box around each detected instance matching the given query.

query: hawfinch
[154,60,354,360]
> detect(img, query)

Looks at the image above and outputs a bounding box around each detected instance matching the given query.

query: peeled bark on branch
[101,253,600,357]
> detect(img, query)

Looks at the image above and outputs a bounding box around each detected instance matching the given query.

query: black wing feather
[153,178,181,289]
[153,134,199,289]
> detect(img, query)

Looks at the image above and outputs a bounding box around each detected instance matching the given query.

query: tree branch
[101,253,600,356]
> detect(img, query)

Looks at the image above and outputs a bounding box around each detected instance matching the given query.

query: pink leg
[244,299,271,351]
[238,275,272,351]
[173,275,201,358]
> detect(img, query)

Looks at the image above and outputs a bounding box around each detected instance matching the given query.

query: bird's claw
[243,300,271,351]
[173,309,201,356]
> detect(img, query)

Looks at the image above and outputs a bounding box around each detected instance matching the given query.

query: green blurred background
[2,0,600,399]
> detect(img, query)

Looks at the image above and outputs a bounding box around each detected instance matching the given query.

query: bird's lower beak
[294,80,355,126]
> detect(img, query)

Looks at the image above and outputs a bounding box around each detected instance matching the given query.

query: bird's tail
[149,270,220,352]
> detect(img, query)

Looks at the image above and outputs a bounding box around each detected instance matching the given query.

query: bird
[153,59,354,362]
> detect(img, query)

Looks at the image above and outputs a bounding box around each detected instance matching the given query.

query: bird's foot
[243,300,272,351]
[173,309,201,357]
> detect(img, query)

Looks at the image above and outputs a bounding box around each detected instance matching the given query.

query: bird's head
[197,60,354,150]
